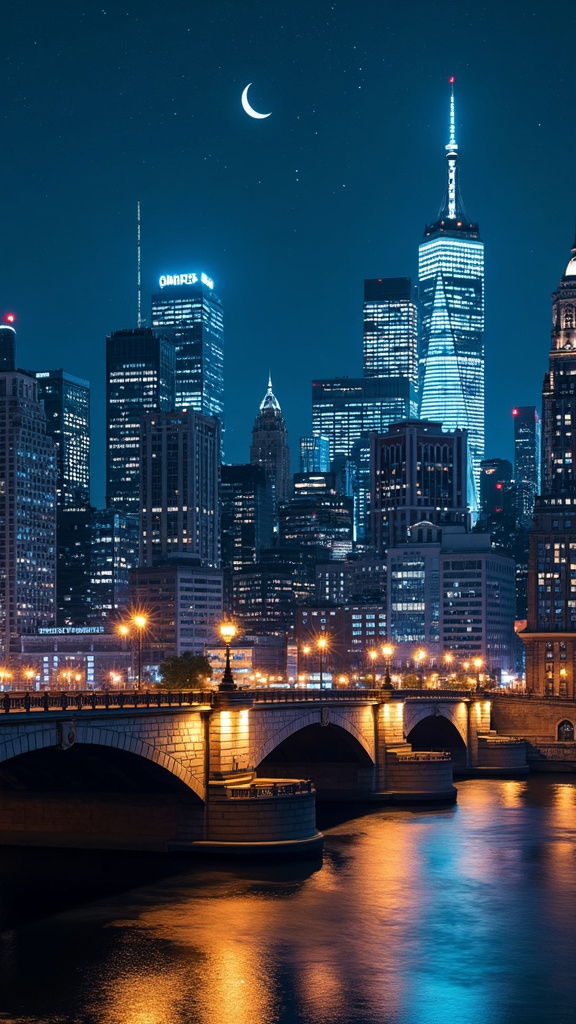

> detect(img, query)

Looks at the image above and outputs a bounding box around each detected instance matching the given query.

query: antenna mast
[137,199,142,328]
[445,77,458,220]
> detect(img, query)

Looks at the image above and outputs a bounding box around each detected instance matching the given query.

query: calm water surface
[0,776,575,1024]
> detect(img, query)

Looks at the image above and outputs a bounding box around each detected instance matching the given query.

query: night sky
[2,0,575,507]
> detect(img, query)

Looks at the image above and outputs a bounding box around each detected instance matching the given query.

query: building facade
[418,80,484,503]
[523,238,576,696]
[250,377,291,521]
[513,405,541,529]
[88,509,139,625]
[312,376,415,463]
[0,372,57,656]
[363,277,418,391]
[34,369,90,511]
[151,273,224,424]
[371,419,470,553]
[140,409,220,569]
[106,327,175,514]
[221,464,273,613]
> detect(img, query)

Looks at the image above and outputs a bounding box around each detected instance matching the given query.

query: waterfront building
[130,557,223,667]
[0,372,57,657]
[523,237,576,696]
[387,522,516,676]
[151,272,224,424]
[363,277,418,390]
[250,377,291,522]
[513,406,541,529]
[300,434,330,473]
[88,508,139,625]
[418,79,484,501]
[221,464,273,613]
[371,419,470,553]
[140,409,220,569]
[295,604,388,677]
[17,627,132,689]
[106,327,175,515]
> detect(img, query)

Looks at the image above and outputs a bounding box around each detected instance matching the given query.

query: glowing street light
[473,656,483,689]
[381,643,394,689]
[317,635,328,689]
[414,648,427,689]
[219,620,238,691]
[368,648,378,687]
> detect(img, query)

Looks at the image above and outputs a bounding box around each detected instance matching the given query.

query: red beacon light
[512,408,519,416]
[4,313,15,324]
[449,75,455,85]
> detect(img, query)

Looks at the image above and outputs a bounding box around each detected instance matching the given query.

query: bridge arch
[403,700,468,767]
[0,722,205,801]
[251,707,375,768]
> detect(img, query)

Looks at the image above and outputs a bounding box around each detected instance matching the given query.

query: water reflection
[0,777,575,1024]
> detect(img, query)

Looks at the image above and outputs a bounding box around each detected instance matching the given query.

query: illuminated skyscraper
[106,327,175,514]
[151,272,224,424]
[419,79,484,504]
[34,370,90,511]
[363,277,418,394]
[522,237,576,696]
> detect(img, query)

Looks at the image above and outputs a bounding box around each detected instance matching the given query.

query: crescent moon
[241,83,271,120]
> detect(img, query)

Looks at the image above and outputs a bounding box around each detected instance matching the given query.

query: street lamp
[414,648,426,689]
[23,668,35,690]
[133,614,148,691]
[317,635,328,689]
[381,643,394,689]
[219,621,237,691]
[473,657,483,690]
[368,649,378,687]
[302,644,311,685]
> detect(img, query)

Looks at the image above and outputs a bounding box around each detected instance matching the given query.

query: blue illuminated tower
[419,78,485,505]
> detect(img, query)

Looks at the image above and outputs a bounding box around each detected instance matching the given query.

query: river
[0,775,575,1024]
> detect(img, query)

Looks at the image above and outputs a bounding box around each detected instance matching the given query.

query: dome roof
[565,254,576,277]
[259,375,281,412]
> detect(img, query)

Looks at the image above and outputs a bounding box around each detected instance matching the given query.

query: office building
[300,434,330,474]
[387,523,516,675]
[221,464,273,612]
[312,377,415,463]
[363,277,418,389]
[140,409,220,569]
[130,557,223,665]
[479,459,515,523]
[106,327,175,514]
[513,406,541,529]
[419,80,484,501]
[0,372,57,656]
[250,377,291,519]
[56,509,93,627]
[371,419,470,553]
[280,475,354,559]
[34,370,90,511]
[0,321,16,372]
[523,236,576,696]
[151,272,224,424]
[88,509,139,625]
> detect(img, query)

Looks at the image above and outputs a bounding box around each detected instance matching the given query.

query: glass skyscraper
[363,277,418,394]
[419,79,484,505]
[513,405,541,528]
[34,369,90,511]
[106,327,175,514]
[151,273,224,425]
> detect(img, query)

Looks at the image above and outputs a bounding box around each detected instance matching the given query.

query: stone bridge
[0,688,529,854]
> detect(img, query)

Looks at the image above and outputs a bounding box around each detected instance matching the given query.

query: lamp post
[219,621,237,691]
[302,644,311,685]
[133,614,148,691]
[317,636,327,689]
[414,648,426,689]
[473,657,483,691]
[381,643,394,689]
[23,668,35,691]
[368,649,377,687]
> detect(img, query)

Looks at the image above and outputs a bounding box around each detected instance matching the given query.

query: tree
[158,653,213,690]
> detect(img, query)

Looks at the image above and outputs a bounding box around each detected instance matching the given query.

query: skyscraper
[513,406,541,529]
[106,327,175,514]
[88,508,139,625]
[311,376,415,462]
[250,377,291,522]
[522,237,576,696]
[221,464,273,612]
[371,419,470,553]
[34,369,90,510]
[300,434,330,473]
[363,277,418,393]
[0,372,57,656]
[0,321,16,372]
[140,409,220,568]
[418,79,484,502]
[151,272,224,423]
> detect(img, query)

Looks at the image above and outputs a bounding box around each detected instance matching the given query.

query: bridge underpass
[0,744,204,851]
[406,715,468,769]
[258,723,376,800]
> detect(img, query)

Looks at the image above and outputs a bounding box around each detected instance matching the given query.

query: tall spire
[445,76,458,220]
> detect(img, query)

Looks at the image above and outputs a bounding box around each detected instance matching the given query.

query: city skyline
[1,1,574,506]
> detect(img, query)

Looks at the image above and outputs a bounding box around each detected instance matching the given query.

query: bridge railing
[0,690,216,714]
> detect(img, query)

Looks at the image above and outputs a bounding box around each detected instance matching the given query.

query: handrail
[0,690,215,714]
[226,780,314,798]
